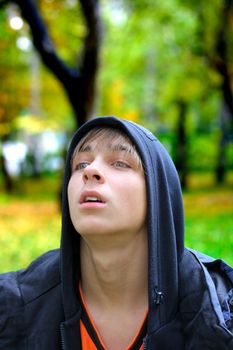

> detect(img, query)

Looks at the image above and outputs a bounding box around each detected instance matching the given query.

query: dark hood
[60,116,184,335]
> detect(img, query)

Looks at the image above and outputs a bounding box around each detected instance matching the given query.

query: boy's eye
[113,161,130,168]
[75,162,89,170]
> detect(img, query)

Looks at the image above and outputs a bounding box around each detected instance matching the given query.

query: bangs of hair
[71,127,143,169]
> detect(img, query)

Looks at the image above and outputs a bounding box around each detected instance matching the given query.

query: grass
[0,175,62,272]
[0,173,232,272]
[183,172,233,264]
[184,190,233,264]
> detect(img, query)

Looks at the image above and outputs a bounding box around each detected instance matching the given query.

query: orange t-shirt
[79,286,147,350]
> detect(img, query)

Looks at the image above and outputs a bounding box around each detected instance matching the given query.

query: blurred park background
[0,0,232,272]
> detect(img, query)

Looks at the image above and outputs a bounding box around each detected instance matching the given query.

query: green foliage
[157,131,233,172]
[0,0,232,184]
[98,0,230,134]
[188,132,219,171]
[1,0,232,133]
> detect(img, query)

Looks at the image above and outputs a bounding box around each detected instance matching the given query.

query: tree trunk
[175,101,188,189]
[0,143,13,192]
[216,102,230,183]
[214,0,233,131]
[216,133,226,183]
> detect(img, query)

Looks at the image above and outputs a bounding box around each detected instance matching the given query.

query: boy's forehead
[76,131,132,153]
[78,140,132,153]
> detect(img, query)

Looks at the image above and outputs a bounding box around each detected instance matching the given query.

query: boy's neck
[79,230,148,350]
[80,229,148,310]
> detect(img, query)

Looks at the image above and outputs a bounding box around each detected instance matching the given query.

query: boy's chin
[77,224,125,238]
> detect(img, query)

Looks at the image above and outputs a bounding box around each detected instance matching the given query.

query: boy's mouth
[80,191,106,204]
[84,196,103,203]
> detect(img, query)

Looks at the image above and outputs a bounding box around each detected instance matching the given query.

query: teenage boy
[0,116,233,350]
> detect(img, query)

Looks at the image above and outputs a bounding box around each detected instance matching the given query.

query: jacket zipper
[60,324,65,350]
[143,335,148,350]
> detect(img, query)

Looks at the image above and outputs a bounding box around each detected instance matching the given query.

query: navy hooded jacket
[0,116,233,349]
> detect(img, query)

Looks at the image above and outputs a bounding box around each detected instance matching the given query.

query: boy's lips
[79,190,106,204]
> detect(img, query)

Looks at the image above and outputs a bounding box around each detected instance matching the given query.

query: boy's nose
[82,165,104,183]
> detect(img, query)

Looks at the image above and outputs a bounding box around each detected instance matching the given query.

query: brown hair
[71,127,143,170]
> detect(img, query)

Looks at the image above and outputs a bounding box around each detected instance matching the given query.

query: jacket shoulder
[179,248,233,347]
[0,270,23,318]
[188,248,233,289]
[19,249,61,303]
[0,250,62,348]
[0,249,60,305]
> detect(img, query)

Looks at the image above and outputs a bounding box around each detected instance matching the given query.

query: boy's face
[67,131,147,238]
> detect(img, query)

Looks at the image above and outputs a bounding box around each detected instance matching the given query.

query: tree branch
[76,0,101,119]
[14,0,78,87]
[5,0,101,126]
[79,0,102,75]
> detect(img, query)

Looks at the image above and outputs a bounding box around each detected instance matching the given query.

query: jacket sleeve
[188,248,233,334]
[179,249,233,349]
[206,258,233,334]
[0,271,26,348]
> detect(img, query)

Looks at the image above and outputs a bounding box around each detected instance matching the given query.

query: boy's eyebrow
[109,143,132,153]
[78,143,132,154]
[78,144,92,153]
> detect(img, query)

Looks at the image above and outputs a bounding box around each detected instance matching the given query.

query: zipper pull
[153,287,164,305]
